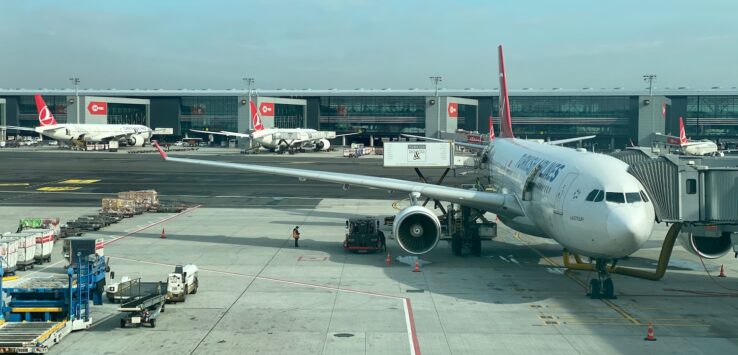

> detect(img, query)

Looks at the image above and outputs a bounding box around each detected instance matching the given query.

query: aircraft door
[553,173,578,215]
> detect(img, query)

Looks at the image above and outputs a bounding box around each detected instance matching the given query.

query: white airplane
[658,116,719,156]
[3,94,152,146]
[153,46,661,299]
[191,100,357,153]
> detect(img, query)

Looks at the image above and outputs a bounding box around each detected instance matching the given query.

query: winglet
[152,141,168,159]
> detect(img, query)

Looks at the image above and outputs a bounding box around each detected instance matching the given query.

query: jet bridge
[612,148,738,258]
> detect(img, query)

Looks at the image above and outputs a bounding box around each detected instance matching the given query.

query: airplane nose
[606,207,653,256]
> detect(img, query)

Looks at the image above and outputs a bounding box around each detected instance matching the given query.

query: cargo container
[1,232,36,270]
[22,228,55,264]
[62,238,104,268]
[118,190,159,210]
[17,217,60,238]
[101,198,136,217]
[0,238,19,275]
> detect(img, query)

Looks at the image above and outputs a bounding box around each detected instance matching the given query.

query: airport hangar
[1,88,738,150]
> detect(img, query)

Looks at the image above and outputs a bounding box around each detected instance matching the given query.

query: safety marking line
[107,254,421,355]
[297,256,329,261]
[512,232,641,325]
[59,179,100,184]
[104,205,202,246]
[0,183,29,186]
[37,186,81,191]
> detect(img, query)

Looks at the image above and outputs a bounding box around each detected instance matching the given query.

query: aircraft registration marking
[59,179,100,184]
[37,187,82,191]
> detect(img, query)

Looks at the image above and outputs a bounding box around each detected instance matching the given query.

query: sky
[1,0,737,91]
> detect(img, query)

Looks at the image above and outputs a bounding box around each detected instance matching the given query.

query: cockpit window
[640,190,650,202]
[593,190,604,202]
[605,192,625,203]
[585,189,599,201]
[625,192,641,203]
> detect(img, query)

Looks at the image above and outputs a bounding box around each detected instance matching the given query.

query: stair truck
[118,281,167,328]
[166,264,198,303]
[0,242,109,353]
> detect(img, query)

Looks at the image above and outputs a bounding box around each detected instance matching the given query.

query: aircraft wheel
[603,278,616,299]
[588,279,601,299]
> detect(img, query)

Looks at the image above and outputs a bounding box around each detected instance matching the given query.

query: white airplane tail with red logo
[497,46,514,138]
[35,94,58,127]
[678,116,688,145]
[250,100,264,131]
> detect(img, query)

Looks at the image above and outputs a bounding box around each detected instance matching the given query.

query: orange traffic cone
[385,252,392,267]
[413,258,420,272]
[160,227,166,239]
[719,264,727,278]
[644,322,657,341]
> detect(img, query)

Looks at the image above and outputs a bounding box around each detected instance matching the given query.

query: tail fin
[678,116,688,144]
[250,100,264,131]
[489,115,495,140]
[497,45,513,138]
[34,94,58,126]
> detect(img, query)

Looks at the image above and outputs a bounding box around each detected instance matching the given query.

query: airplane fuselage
[252,128,332,150]
[36,124,152,144]
[487,138,655,258]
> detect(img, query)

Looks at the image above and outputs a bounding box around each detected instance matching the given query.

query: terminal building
[1,88,737,151]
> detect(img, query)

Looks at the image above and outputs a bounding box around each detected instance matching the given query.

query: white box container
[2,232,37,270]
[383,142,453,168]
[0,238,20,274]
[23,228,55,263]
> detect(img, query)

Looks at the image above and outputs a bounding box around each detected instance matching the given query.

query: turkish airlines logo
[253,112,264,130]
[87,101,108,115]
[447,103,458,118]
[259,102,274,117]
[38,106,55,126]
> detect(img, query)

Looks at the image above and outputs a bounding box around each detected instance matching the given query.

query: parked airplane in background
[190,101,357,153]
[2,94,152,146]
[657,117,719,156]
[153,45,668,299]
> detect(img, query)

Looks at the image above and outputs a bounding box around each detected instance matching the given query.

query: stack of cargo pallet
[101,198,137,217]
[118,190,159,213]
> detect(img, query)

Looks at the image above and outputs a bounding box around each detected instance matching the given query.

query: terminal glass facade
[686,96,738,138]
[179,96,237,133]
[17,95,69,126]
[275,104,305,128]
[108,104,147,125]
[319,96,425,134]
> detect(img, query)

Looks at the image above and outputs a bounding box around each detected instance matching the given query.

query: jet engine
[678,231,733,259]
[126,134,147,147]
[315,138,331,151]
[392,206,441,254]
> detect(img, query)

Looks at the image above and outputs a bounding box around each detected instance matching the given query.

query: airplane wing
[335,132,360,138]
[545,135,596,145]
[151,142,524,216]
[1,125,37,132]
[190,129,251,138]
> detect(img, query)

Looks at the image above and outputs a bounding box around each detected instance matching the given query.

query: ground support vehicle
[106,276,141,303]
[118,282,167,328]
[343,218,385,253]
[166,264,198,303]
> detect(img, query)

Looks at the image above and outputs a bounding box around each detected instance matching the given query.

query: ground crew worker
[292,226,300,248]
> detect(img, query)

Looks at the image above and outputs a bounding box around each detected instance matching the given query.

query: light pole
[242,77,255,130]
[69,77,80,123]
[429,76,442,138]
[643,74,657,143]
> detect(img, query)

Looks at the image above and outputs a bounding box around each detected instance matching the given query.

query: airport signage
[87,101,108,115]
[259,102,275,117]
[447,103,458,118]
[383,142,453,168]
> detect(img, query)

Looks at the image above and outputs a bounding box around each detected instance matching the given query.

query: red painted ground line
[103,205,201,246]
[108,254,421,355]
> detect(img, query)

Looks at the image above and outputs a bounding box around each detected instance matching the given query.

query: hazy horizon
[2,0,737,91]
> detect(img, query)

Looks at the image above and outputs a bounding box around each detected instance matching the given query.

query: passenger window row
[584,189,649,204]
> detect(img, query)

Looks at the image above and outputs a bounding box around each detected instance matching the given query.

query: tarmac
[1,147,738,354]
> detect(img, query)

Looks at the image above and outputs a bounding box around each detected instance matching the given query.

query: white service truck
[166,264,198,302]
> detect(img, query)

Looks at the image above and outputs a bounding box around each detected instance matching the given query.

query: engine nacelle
[678,231,733,259]
[315,139,330,151]
[126,134,147,147]
[392,206,441,255]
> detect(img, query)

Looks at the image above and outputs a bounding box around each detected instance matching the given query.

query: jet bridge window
[605,192,625,203]
[639,190,649,202]
[686,179,697,194]
[585,189,600,201]
[625,192,641,203]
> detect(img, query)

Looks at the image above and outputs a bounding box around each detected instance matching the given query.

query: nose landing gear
[588,258,617,299]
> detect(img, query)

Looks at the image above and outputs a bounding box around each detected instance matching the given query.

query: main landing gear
[588,258,617,300]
